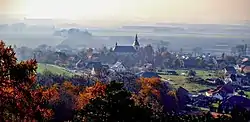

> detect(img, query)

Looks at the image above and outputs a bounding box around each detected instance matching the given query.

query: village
[13,33,250,117]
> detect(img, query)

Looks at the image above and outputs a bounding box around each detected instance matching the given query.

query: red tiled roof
[210,112,231,118]
[242,58,249,62]
[242,66,250,73]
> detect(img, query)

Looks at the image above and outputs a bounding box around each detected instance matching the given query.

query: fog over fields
[0,21,250,54]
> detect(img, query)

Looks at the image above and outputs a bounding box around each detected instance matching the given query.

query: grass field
[37,63,75,77]
[159,69,216,92]
[166,69,217,79]
[245,91,250,99]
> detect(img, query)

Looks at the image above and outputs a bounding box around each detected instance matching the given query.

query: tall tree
[192,47,202,56]
[144,44,154,63]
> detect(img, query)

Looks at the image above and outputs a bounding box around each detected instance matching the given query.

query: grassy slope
[37,63,75,77]
[159,69,216,92]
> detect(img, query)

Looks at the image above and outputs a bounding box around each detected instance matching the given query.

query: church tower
[133,34,140,50]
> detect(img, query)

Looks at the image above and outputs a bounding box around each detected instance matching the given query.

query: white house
[212,93,223,100]
[110,62,126,72]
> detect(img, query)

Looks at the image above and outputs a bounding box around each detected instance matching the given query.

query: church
[112,34,140,55]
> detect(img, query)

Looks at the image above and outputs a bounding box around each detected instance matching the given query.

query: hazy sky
[1,0,250,25]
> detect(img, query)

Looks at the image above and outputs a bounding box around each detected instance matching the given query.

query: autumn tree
[132,78,161,111]
[0,40,53,121]
[76,81,157,122]
[50,81,81,122]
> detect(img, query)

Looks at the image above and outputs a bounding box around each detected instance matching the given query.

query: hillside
[37,63,75,76]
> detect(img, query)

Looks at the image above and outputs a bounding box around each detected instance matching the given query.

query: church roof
[133,34,140,46]
[133,40,140,47]
[113,46,136,53]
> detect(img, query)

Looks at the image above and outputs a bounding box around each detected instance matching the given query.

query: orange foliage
[0,40,53,120]
[76,82,106,110]
[133,78,161,107]
[167,90,179,103]
[137,78,161,98]
[42,85,60,103]
[62,81,81,94]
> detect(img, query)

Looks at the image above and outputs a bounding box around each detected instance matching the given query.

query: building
[112,34,140,55]
[85,61,103,76]
[224,66,237,75]
[110,61,126,72]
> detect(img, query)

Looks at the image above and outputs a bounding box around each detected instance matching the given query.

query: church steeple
[133,34,140,50]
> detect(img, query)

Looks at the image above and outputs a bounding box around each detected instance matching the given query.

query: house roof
[111,61,125,68]
[242,60,250,66]
[102,65,109,69]
[110,62,126,72]
[113,46,136,53]
[85,61,102,69]
[224,66,236,74]
[207,84,235,95]
[242,66,250,73]
[218,84,235,94]
[76,59,85,68]
[222,96,250,108]
[216,59,226,64]
[136,71,161,78]
[242,58,249,62]
[166,70,178,74]
[210,112,231,119]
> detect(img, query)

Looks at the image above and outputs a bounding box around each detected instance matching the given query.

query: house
[220,84,236,96]
[212,93,223,100]
[216,59,227,68]
[143,63,153,71]
[102,65,110,70]
[85,61,103,76]
[91,63,103,76]
[240,60,250,73]
[75,59,85,69]
[240,60,250,74]
[224,66,237,75]
[190,95,211,108]
[219,96,250,113]
[112,34,140,55]
[88,53,100,60]
[110,61,126,72]
[166,70,178,75]
[183,57,198,68]
[210,112,231,119]
[206,84,235,99]
[85,61,102,69]
[241,66,250,74]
